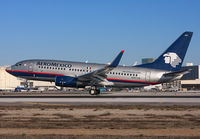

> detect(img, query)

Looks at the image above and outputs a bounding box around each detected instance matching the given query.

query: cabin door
[28,63,33,72]
[145,72,151,82]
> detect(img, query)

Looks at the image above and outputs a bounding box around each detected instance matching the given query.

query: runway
[0,95,200,105]
[1,91,200,105]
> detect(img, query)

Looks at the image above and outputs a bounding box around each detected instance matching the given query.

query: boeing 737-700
[6,32,193,95]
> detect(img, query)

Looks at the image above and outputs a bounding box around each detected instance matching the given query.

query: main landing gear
[89,88,100,95]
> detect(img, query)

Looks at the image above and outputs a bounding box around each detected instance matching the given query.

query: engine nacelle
[55,76,78,87]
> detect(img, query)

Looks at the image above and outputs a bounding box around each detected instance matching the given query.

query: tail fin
[136,32,193,71]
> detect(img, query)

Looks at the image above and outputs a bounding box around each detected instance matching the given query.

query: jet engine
[55,76,78,87]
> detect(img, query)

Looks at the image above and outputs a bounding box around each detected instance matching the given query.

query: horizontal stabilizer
[163,69,191,77]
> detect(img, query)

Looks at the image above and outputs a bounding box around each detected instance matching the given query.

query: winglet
[109,50,125,67]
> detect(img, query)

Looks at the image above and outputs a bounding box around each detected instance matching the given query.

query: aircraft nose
[5,66,12,71]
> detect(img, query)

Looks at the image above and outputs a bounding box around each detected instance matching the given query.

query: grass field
[0,104,200,138]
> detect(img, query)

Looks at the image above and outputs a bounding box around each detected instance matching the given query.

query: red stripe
[107,78,158,84]
[6,69,64,76]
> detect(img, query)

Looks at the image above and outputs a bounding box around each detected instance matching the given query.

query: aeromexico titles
[6,32,193,95]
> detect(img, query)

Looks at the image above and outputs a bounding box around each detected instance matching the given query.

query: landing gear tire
[89,89,100,95]
[89,89,95,95]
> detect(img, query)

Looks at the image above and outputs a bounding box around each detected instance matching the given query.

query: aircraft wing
[77,50,124,86]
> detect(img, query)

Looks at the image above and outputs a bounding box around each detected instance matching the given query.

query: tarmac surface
[1,91,200,105]
[1,91,200,138]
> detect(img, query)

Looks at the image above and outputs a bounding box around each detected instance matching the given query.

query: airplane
[6,32,193,95]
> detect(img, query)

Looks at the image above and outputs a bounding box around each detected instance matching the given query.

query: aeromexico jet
[6,32,193,95]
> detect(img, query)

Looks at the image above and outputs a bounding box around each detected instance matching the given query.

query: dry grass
[1,135,200,139]
[1,104,200,111]
[0,104,200,138]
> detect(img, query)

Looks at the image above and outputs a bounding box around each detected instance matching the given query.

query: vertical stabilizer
[136,32,193,71]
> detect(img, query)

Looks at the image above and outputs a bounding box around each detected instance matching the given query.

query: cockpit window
[15,63,22,66]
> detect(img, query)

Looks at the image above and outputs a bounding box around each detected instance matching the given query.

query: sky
[0,0,200,66]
